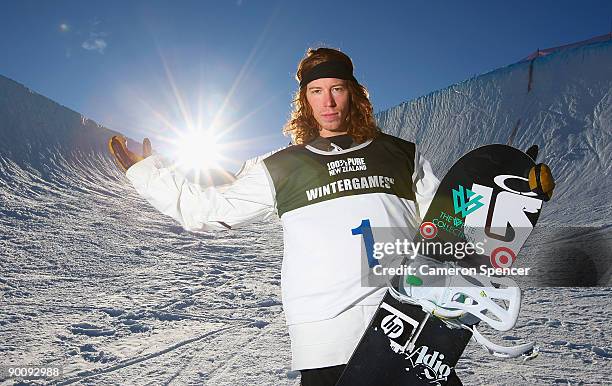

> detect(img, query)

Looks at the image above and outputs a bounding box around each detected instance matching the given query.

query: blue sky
[1,0,610,170]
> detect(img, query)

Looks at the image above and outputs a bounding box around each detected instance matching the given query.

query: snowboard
[337,144,544,386]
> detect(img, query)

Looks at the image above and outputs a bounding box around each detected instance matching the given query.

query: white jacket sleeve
[126,155,276,232]
[412,150,440,223]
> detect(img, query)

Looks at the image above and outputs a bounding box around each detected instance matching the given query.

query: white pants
[289,304,379,370]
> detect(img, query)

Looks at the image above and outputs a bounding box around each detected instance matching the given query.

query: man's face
[305,78,350,137]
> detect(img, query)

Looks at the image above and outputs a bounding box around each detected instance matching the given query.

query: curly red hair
[283,47,380,145]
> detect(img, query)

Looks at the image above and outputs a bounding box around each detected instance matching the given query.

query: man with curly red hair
[283,47,381,145]
[110,47,440,386]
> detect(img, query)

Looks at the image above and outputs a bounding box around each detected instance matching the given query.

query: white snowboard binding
[389,255,538,359]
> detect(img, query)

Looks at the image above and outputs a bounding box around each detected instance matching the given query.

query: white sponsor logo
[464,174,542,259]
[378,302,454,384]
[379,302,420,350]
[405,345,453,384]
[305,175,395,201]
[326,157,367,176]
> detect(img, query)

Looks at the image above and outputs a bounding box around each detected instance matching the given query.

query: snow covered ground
[1,39,610,385]
[0,161,293,385]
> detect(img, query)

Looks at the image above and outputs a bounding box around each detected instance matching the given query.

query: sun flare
[172,130,221,171]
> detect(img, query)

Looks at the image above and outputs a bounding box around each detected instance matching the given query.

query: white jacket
[126,133,439,326]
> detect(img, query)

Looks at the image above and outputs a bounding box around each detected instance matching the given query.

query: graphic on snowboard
[337,144,546,386]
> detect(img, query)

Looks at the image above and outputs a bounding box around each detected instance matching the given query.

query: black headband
[299,60,357,88]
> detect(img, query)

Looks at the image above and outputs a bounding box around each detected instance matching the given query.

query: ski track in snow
[0,160,298,386]
[1,41,611,385]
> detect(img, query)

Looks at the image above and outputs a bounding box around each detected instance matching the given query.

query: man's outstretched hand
[108,135,152,172]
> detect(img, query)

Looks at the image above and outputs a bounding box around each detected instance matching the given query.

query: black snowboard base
[336,292,472,386]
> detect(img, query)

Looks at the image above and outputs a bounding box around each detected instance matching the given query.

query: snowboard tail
[337,292,471,386]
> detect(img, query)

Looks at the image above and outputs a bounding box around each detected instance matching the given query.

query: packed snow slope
[378,39,611,227]
[1,39,610,385]
[377,38,612,288]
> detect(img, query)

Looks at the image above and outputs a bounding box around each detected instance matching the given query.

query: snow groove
[55,323,248,385]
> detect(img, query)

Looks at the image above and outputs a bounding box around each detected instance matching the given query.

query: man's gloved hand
[108,135,152,172]
[529,163,555,201]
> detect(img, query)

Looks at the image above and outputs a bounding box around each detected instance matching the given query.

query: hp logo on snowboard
[379,303,421,348]
[381,314,405,338]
